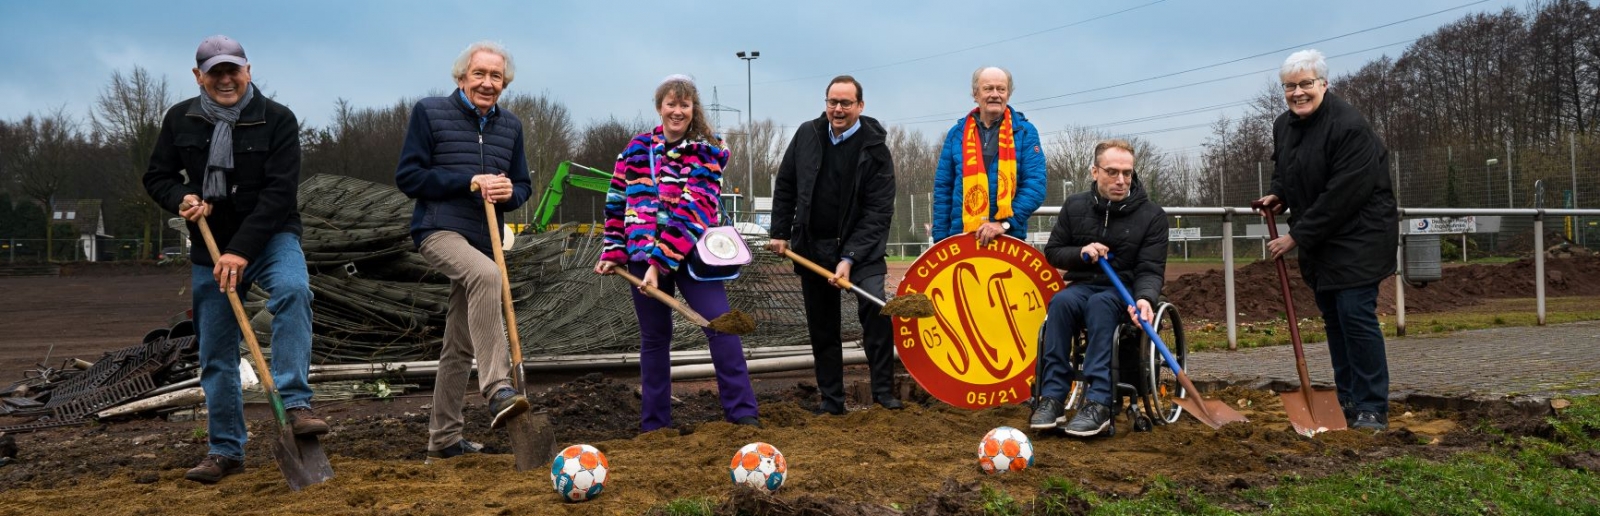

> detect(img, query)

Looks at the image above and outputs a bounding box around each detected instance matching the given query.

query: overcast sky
[0,0,1518,159]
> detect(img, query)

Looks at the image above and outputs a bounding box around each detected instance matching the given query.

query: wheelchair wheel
[1144,302,1188,424]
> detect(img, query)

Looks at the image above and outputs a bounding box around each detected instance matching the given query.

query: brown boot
[287,407,330,436]
[184,454,244,484]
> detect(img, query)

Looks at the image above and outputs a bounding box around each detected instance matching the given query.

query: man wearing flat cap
[144,34,325,484]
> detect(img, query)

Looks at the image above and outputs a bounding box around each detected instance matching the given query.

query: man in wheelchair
[1030,139,1169,437]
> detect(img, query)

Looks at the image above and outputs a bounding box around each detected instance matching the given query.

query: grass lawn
[1185,296,1600,352]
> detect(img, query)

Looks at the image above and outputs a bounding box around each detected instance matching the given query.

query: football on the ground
[978,426,1033,474]
[551,444,608,502]
[729,442,787,493]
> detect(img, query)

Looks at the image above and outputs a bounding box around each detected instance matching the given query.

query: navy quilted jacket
[396,91,533,257]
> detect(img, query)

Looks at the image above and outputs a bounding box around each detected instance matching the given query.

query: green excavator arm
[531,161,613,233]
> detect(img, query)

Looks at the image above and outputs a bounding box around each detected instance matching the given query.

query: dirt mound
[1166,254,1600,322]
[1163,260,1319,322]
[0,373,1509,515]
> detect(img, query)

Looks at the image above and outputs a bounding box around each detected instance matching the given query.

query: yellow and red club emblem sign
[894,234,1063,409]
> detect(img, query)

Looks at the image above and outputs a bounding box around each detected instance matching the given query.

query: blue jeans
[191,232,314,460]
[1037,284,1124,407]
[1314,282,1389,415]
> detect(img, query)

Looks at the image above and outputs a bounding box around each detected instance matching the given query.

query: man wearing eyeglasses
[1255,49,1395,432]
[932,66,1048,247]
[1029,139,1168,437]
[768,75,901,415]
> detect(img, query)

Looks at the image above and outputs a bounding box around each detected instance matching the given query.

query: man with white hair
[932,66,1048,246]
[1254,49,1396,431]
[396,41,535,459]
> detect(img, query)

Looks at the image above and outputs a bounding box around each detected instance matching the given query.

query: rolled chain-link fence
[273,174,856,364]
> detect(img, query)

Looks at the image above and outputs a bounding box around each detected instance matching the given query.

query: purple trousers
[629,262,759,431]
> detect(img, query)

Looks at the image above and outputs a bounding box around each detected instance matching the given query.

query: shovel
[611,267,756,335]
[781,249,934,318]
[477,190,557,471]
[1253,201,1348,436]
[196,217,333,490]
[1094,253,1247,429]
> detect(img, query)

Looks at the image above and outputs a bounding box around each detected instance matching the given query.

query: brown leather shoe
[184,454,244,484]
[287,407,330,436]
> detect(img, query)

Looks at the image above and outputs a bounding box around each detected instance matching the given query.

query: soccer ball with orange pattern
[729,442,787,493]
[977,426,1033,474]
[551,444,608,502]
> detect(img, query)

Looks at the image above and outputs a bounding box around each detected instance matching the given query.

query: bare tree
[722,119,789,202]
[7,109,82,261]
[300,98,412,185]
[885,125,936,243]
[559,117,650,225]
[1047,126,1104,205]
[91,66,170,259]
[500,91,576,225]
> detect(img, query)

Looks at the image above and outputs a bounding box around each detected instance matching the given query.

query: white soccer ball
[729,442,787,494]
[978,426,1034,474]
[551,444,609,502]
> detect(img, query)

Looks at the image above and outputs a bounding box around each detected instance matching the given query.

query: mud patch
[0,375,1551,515]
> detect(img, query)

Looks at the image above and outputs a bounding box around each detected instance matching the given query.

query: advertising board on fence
[1406,216,1477,234]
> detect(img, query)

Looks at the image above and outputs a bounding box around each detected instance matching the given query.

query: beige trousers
[419,231,514,452]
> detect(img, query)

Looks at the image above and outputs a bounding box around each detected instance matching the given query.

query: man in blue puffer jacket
[395,41,534,462]
[932,66,1048,246]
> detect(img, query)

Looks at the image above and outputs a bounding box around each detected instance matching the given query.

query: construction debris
[2,174,849,432]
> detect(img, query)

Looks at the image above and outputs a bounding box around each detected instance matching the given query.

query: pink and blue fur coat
[601,127,730,272]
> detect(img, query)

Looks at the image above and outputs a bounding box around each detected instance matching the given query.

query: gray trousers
[419,231,514,451]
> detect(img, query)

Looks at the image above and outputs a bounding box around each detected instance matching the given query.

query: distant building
[51,199,111,261]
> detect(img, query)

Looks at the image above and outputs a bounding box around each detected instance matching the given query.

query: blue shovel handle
[1086,252,1186,376]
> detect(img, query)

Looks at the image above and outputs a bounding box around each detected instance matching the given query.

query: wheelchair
[1029,299,1188,437]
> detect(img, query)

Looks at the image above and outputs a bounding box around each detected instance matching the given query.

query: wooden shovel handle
[782,249,855,289]
[195,218,281,406]
[472,182,525,389]
[612,267,712,327]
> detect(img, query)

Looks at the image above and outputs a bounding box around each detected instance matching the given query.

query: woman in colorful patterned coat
[593,75,760,432]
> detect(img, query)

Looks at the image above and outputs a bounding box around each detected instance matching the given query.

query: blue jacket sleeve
[1008,122,1048,231]
[395,103,472,200]
[500,129,533,212]
[932,125,961,241]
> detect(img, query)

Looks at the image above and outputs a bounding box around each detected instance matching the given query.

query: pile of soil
[0,373,1520,515]
[1166,254,1600,322]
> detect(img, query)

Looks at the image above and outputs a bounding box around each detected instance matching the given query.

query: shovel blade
[269,425,334,491]
[1172,396,1250,429]
[1280,387,1348,436]
[507,410,557,472]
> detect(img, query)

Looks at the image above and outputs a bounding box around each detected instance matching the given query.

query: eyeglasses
[825,98,857,109]
[1282,78,1322,92]
[1094,165,1136,179]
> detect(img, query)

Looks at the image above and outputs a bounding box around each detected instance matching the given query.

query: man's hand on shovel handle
[472,174,513,203]
[178,195,211,222]
[212,254,249,294]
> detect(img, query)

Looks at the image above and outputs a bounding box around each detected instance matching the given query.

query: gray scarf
[196,83,256,202]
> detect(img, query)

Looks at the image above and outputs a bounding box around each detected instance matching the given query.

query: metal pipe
[1536,213,1545,325]
[1223,211,1237,350]
[1395,232,1406,337]
[673,348,866,380]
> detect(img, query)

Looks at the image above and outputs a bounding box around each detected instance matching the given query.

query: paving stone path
[1187,320,1600,410]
